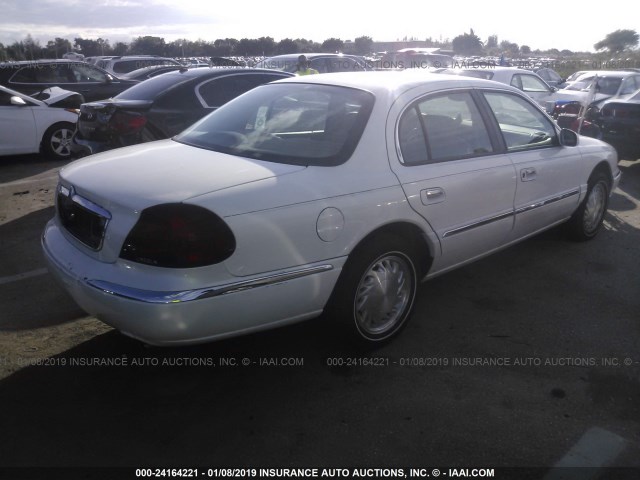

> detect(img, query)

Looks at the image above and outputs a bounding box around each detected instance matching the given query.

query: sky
[1,0,638,54]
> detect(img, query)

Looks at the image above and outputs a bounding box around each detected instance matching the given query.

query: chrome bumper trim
[86,264,334,304]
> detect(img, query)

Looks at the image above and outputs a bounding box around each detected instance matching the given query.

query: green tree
[255,37,276,56]
[594,29,639,53]
[322,38,344,53]
[452,30,483,55]
[520,45,531,55]
[130,36,166,55]
[500,40,519,56]
[44,38,73,58]
[112,42,129,56]
[486,35,498,49]
[74,37,111,56]
[354,36,373,55]
[276,38,298,54]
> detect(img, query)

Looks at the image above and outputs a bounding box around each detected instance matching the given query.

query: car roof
[153,67,294,80]
[0,59,86,66]
[273,70,517,96]
[264,53,363,60]
[574,70,638,79]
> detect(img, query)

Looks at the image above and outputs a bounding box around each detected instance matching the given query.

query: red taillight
[120,204,236,268]
[110,112,147,135]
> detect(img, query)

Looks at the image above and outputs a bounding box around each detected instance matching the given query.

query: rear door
[387,88,517,273]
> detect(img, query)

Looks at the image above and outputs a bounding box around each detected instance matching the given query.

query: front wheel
[326,234,419,347]
[41,122,75,160]
[566,171,610,241]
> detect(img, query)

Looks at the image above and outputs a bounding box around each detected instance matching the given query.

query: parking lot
[0,152,639,474]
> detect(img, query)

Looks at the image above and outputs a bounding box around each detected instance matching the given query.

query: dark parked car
[256,53,370,73]
[594,88,640,156]
[0,60,138,102]
[95,55,183,75]
[119,65,188,81]
[72,67,293,157]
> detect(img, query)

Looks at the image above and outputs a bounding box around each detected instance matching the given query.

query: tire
[326,234,419,347]
[41,122,75,160]
[566,171,610,241]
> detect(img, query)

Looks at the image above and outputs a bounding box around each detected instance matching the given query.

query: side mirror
[559,128,578,147]
[10,96,28,106]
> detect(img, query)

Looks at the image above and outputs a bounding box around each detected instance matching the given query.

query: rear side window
[115,73,193,100]
[398,91,494,164]
[196,73,287,108]
[112,59,177,74]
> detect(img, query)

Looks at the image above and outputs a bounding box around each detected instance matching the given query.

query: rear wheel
[327,234,419,347]
[566,171,610,241]
[42,122,75,160]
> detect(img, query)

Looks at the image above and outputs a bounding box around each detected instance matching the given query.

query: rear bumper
[71,135,114,157]
[42,219,345,346]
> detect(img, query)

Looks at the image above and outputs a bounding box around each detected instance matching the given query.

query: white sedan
[0,85,79,159]
[440,66,561,113]
[42,71,620,347]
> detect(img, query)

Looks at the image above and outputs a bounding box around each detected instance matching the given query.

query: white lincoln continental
[42,72,621,346]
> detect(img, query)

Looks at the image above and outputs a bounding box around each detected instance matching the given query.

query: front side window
[619,76,640,95]
[175,83,374,166]
[483,92,557,151]
[513,74,550,93]
[398,91,494,164]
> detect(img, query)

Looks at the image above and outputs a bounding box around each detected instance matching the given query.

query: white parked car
[440,66,560,113]
[42,72,620,347]
[0,85,79,159]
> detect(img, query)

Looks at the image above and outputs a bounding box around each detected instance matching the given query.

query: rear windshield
[112,59,178,74]
[174,83,375,166]
[447,69,494,80]
[114,73,192,100]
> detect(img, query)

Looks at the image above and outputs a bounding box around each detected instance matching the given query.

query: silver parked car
[42,71,620,347]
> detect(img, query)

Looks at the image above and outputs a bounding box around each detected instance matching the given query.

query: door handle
[421,187,445,205]
[520,168,537,182]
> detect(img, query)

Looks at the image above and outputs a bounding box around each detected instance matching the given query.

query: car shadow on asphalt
[0,223,639,469]
[0,207,87,330]
[0,154,70,185]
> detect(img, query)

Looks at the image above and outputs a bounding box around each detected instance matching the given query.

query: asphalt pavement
[0,153,638,479]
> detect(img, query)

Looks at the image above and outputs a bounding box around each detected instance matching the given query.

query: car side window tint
[37,65,75,83]
[620,76,640,95]
[310,58,329,73]
[398,107,428,165]
[73,65,108,82]
[197,74,283,108]
[519,74,549,93]
[11,67,37,83]
[484,92,557,152]
[404,91,494,163]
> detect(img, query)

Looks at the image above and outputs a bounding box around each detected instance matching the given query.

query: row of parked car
[1,55,639,162]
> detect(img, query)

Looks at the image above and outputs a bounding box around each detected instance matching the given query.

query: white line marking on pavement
[0,268,49,286]
[544,427,626,480]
